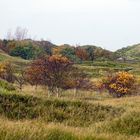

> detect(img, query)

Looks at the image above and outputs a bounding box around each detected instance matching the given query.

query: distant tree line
[0,40,115,61]
[0,27,116,61]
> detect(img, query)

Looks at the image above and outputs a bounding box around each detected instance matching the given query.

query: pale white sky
[0,0,140,51]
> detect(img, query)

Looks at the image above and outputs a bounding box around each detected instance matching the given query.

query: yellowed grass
[8,84,140,140]
[0,117,139,140]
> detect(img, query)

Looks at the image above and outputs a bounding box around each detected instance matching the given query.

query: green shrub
[60,47,80,63]
[0,93,42,119]
[0,80,15,91]
[10,43,43,60]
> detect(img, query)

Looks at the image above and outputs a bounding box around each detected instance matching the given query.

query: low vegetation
[0,31,139,139]
[100,71,138,97]
[0,92,124,127]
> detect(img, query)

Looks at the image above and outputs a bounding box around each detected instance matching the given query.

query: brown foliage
[0,62,15,83]
[75,47,88,61]
[25,55,73,95]
[25,58,46,86]
[25,55,94,96]
[61,68,94,91]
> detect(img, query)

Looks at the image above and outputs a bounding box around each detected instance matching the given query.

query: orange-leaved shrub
[25,55,94,96]
[25,55,73,96]
[101,71,137,97]
[0,61,15,83]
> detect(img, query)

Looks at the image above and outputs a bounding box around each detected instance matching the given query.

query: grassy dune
[0,50,29,69]
[0,90,139,140]
[0,52,139,140]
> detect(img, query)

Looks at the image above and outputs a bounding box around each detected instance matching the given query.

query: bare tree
[14,27,28,41]
[15,69,26,91]
[6,29,13,40]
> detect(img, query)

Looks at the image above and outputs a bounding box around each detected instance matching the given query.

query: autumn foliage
[0,62,15,82]
[25,55,73,96]
[25,55,94,96]
[101,72,136,97]
[75,47,88,61]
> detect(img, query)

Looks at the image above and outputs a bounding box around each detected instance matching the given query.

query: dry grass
[0,117,139,140]
[0,58,139,140]
[0,86,139,140]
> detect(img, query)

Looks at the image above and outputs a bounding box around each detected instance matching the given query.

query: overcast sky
[0,0,140,51]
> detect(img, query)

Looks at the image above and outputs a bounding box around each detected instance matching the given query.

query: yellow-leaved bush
[0,62,14,83]
[101,72,137,97]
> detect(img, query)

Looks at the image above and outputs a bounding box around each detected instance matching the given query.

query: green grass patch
[0,80,16,91]
[47,129,77,140]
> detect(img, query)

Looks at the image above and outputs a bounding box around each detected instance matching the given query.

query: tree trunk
[56,88,59,98]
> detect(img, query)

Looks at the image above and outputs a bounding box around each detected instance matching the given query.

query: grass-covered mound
[0,93,124,126]
[115,44,140,61]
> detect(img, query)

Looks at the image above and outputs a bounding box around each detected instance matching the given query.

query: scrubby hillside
[0,49,29,70]
[0,39,115,62]
[0,39,139,140]
[115,44,140,61]
[0,55,139,140]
